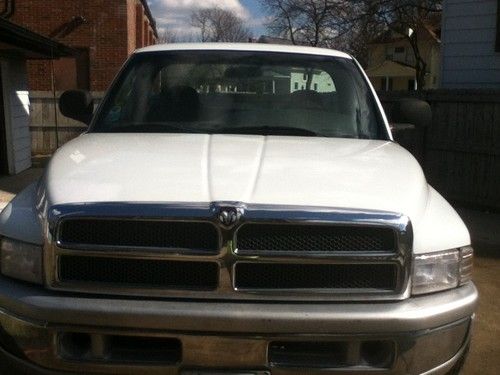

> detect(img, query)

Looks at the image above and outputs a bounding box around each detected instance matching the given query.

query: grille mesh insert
[59,256,219,290]
[58,219,219,252]
[235,263,397,290]
[237,224,396,253]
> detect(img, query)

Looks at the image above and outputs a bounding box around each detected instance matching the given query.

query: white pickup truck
[0,43,477,375]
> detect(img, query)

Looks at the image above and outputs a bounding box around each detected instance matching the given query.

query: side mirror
[59,90,94,125]
[389,98,432,129]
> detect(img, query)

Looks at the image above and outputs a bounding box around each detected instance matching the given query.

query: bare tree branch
[191,7,251,43]
[158,27,179,44]
[260,0,441,89]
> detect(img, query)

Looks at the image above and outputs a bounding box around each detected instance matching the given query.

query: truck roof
[135,42,352,60]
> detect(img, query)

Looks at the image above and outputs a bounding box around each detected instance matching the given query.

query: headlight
[412,246,473,295]
[0,237,43,284]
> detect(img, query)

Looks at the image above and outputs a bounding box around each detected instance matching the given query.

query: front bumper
[0,275,478,374]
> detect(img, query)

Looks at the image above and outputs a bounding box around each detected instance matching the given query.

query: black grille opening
[360,340,395,368]
[235,263,397,290]
[58,219,219,252]
[237,224,396,253]
[59,333,181,364]
[59,333,92,360]
[108,335,181,363]
[268,340,394,369]
[269,341,349,368]
[59,256,219,290]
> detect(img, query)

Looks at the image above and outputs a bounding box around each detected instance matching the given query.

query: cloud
[157,0,249,18]
[246,15,272,29]
[148,0,255,39]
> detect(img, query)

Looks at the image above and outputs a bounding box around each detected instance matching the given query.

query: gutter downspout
[48,15,86,150]
[0,0,14,18]
[50,59,59,149]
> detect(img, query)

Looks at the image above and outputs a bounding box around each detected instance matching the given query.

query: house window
[385,46,393,60]
[294,82,299,90]
[314,83,318,91]
[408,79,417,91]
[381,77,393,91]
[386,46,406,62]
[393,46,406,63]
[496,0,500,52]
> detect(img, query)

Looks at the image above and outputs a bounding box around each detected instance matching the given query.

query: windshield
[92,51,386,139]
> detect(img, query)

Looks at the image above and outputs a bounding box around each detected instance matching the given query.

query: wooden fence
[29,91,104,155]
[379,90,500,211]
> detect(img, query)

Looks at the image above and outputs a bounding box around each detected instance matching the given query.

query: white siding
[441,0,500,88]
[0,59,32,174]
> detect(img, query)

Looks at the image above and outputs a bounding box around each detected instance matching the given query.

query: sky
[146,0,268,40]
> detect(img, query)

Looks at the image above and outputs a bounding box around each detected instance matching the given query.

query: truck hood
[42,133,430,222]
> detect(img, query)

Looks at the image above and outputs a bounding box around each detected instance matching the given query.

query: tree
[259,0,382,65]
[260,0,442,89]
[260,0,353,48]
[158,27,179,44]
[191,7,251,43]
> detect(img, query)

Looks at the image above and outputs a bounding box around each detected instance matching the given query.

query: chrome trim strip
[45,202,413,301]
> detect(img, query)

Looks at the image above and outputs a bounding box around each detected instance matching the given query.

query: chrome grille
[47,202,412,301]
[236,223,396,254]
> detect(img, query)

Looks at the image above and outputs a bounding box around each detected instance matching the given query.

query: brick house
[7,0,157,92]
[0,0,158,160]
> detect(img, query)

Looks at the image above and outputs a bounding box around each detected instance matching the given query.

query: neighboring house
[290,70,335,93]
[365,18,441,91]
[0,17,74,175]
[441,0,500,88]
[0,0,158,163]
[257,36,335,93]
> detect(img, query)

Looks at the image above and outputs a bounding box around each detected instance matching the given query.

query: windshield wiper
[102,123,200,133]
[100,123,329,138]
[218,126,320,137]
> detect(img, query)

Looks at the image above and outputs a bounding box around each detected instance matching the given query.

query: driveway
[463,253,500,374]
[456,209,500,373]
[0,169,499,374]
[0,168,43,211]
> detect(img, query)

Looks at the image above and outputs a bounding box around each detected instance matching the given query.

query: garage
[0,17,74,175]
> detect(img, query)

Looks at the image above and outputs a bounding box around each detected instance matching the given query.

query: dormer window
[386,46,406,63]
